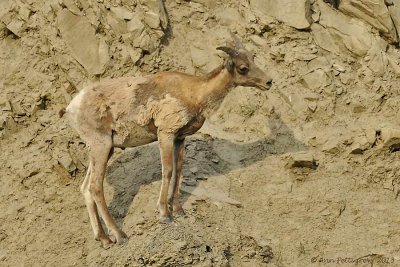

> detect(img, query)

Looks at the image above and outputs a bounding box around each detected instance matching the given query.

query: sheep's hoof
[174,208,185,216]
[109,230,128,245]
[159,216,172,224]
[99,236,114,249]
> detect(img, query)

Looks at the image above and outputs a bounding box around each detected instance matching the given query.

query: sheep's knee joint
[89,183,102,196]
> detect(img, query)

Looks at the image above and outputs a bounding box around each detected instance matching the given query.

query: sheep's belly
[112,123,157,148]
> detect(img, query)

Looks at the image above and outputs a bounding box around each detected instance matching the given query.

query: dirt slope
[2,0,400,266]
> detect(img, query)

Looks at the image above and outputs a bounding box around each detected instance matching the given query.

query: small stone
[110,6,134,20]
[321,209,331,216]
[144,11,160,29]
[211,158,219,164]
[62,0,82,15]
[351,103,366,114]
[308,136,318,147]
[135,229,143,235]
[304,93,320,101]
[0,114,7,130]
[127,17,145,36]
[0,100,12,111]
[249,35,267,47]
[349,135,370,154]
[332,63,346,72]
[54,149,77,174]
[189,166,198,174]
[385,0,394,5]
[174,241,187,251]
[381,127,400,151]
[6,19,24,37]
[10,101,26,117]
[322,140,341,154]
[339,73,352,85]
[289,152,318,169]
[294,53,318,61]
[183,179,197,186]
[19,5,31,20]
[307,101,317,112]
[302,69,330,90]
[136,217,146,225]
[311,3,321,22]
[364,128,377,145]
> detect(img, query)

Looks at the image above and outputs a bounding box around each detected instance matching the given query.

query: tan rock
[110,6,134,20]
[214,7,243,27]
[339,0,398,43]
[387,56,400,77]
[190,45,220,72]
[322,139,342,154]
[144,11,161,29]
[57,9,109,75]
[317,0,374,56]
[364,128,377,146]
[139,0,168,29]
[302,69,330,90]
[381,127,400,149]
[62,0,82,16]
[249,35,267,47]
[339,73,353,84]
[349,135,370,154]
[53,148,77,174]
[127,17,145,38]
[6,19,24,37]
[366,38,389,75]
[311,23,340,54]
[289,152,318,169]
[250,0,312,29]
[106,13,127,35]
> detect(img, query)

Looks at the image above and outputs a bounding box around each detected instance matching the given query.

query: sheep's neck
[197,66,235,118]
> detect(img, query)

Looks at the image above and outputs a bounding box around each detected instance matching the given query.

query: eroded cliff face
[1,1,400,266]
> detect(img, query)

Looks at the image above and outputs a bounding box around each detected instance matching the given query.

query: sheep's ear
[216,46,239,58]
[225,58,234,72]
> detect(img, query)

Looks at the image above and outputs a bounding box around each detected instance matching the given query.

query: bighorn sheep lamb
[64,34,273,248]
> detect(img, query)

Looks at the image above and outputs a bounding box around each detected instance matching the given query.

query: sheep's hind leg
[81,163,112,248]
[88,134,128,245]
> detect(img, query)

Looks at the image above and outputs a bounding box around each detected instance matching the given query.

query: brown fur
[65,41,273,248]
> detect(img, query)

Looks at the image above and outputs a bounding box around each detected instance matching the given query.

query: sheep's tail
[59,108,66,118]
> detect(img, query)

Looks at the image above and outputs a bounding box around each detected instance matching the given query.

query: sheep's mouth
[258,83,271,91]
[254,81,271,91]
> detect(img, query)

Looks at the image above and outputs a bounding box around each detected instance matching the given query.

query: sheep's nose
[266,79,273,86]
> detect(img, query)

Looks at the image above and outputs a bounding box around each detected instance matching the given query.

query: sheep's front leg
[170,138,185,215]
[157,132,175,223]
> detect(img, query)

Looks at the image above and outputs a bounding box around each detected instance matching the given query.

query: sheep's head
[217,33,273,91]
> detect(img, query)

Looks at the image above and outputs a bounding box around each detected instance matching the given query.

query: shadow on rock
[106,115,308,225]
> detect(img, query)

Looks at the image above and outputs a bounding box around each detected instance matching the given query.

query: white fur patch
[66,89,86,115]
[65,89,87,132]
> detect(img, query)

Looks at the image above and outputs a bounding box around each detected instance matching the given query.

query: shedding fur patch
[135,94,191,134]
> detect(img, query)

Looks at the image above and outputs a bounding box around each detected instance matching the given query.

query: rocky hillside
[1,0,400,266]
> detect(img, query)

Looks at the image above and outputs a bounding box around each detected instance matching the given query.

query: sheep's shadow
[106,115,308,224]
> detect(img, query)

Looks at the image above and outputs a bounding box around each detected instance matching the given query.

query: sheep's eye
[238,65,249,75]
